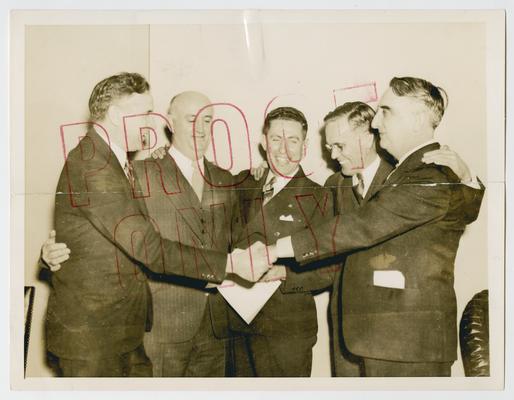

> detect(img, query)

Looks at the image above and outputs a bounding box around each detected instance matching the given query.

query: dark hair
[88,72,150,121]
[389,76,447,128]
[263,107,308,137]
[323,101,376,131]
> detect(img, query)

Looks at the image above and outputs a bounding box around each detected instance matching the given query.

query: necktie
[191,159,204,201]
[263,175,276,205]
[124,160,135,188]
[353,172,365,201]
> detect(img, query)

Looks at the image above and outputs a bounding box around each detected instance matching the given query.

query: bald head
[168,91,211,116]
[167,91,213,160]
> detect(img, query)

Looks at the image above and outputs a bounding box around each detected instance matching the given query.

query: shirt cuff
[463,169,481,189]
[276,236,294,258]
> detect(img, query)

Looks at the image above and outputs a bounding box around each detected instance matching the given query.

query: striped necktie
[124,160,135,188]
[263,175,277,205]
[353,172,365,202]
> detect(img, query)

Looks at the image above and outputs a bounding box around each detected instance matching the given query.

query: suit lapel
[385,142,441,186]
[158,154,205,237]
[202,160,226,208]
[363,159,394,203]
[88,128,149,214]
[87,128,127,182]
[131,160,151,215]
[241,172,268,222]
[244,168,305,234]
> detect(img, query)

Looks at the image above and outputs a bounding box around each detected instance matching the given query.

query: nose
[279,138,287,153]
[330,147,338,160]
[371,113,380,130]
[195,120,204,135]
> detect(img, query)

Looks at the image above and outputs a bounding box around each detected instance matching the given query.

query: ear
[413,109,429,134]
[106,104,121,127]
[361,129,375,149]
[167,112,175,132]
[303,137,309,154]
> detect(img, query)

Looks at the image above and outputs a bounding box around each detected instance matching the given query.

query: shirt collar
[97,133,127,168]
[265,167,299,197]
[168,145,204,183]
[396,139,438,167]
[351,155,380,197]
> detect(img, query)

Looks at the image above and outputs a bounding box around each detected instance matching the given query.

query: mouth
[275,156,289,164]
[274,156,294,166]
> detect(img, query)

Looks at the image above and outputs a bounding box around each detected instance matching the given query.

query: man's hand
[227,241,276,283]
[260,264,287,282]
[41,230,70,272]
[150,145,169,160]
[250,161,268,181]
[422,145,473,183]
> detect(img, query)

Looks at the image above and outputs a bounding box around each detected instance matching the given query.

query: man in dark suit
[321,101,484,377]
[45,74,271,377]
[135,91,246,377]
[228,107,335,377]
[273,77,485,376]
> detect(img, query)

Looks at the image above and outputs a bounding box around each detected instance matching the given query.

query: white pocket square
[373,270,405,289]
[279,214,294,222]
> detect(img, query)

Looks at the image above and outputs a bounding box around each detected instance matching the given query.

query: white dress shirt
[264,167,299,200]
[168,145,205,187]
[352,156,381,198]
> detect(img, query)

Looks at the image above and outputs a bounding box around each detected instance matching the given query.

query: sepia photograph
[8,5,506,392]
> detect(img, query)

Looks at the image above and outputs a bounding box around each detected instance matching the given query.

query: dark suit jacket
[47,129,228,360]
[229,167,335,338]
[132,155,237,342]
[293,143,485,362]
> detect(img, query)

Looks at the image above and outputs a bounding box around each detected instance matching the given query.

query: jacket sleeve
[281,185,338,292]
[64,155,228,283]
[291,166,453,265]
[459,178,485,224]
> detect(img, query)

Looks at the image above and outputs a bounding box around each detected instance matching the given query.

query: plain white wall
[24,20,487,377]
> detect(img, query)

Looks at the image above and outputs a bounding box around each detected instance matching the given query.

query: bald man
[42,91,273,376]
[129,91,241,376]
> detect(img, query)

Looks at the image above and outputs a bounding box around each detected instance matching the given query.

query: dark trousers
[331,339,362,377]
[57,344,152,377]
[230,334,316,377]
[330,272,362,377]
[362,358,453,377]
[143,307,226,377]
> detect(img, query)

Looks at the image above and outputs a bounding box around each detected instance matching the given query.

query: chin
[273,165,295,177]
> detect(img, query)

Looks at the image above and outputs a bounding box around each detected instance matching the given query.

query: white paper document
[218,279,281,324]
